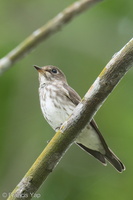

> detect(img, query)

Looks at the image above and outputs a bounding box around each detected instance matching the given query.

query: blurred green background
[0,0,133,199]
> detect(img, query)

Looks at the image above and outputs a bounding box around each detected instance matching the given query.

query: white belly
[39,85,75,130]
[76,125,105,153]
[39,84,104,153]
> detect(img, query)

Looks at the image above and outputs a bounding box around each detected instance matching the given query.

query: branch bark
[7,38,133,200]
[0,0,102,75]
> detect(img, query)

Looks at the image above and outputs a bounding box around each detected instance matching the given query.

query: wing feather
[62,83,125,172]
[63,83,81,105]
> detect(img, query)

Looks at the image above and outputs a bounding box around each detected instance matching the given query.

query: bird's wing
[77,119,125,172]
[63,83,125,172]
[63,83,81,106]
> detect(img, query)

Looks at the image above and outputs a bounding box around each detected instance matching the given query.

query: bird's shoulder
[63,83,81,106]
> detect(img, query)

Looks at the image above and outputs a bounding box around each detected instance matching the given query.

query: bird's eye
[51,68,58,74]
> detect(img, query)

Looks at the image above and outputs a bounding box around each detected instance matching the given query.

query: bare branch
[7,38,133,200]
[0,0,102,75]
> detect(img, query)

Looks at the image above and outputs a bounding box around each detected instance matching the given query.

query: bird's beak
[34,65,44,74]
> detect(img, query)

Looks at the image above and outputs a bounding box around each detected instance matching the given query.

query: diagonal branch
[0,0,102,75]
[7,38,133,200]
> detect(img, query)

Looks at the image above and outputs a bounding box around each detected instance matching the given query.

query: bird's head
[34,65,67,85]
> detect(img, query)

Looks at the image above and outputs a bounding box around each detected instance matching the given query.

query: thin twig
[7,38,133,200]
[0,0,102,75]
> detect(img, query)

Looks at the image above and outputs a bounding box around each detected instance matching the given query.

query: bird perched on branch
[34,65,125,172]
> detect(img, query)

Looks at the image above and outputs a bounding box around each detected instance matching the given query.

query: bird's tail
[105,148,126,172]
[77,142,125,172]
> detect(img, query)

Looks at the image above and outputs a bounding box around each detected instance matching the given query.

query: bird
[34,65,125,172]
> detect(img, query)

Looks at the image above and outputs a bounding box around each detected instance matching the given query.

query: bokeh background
[0,0,133,199]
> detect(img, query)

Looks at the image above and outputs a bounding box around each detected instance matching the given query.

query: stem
[0,0,102,75]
